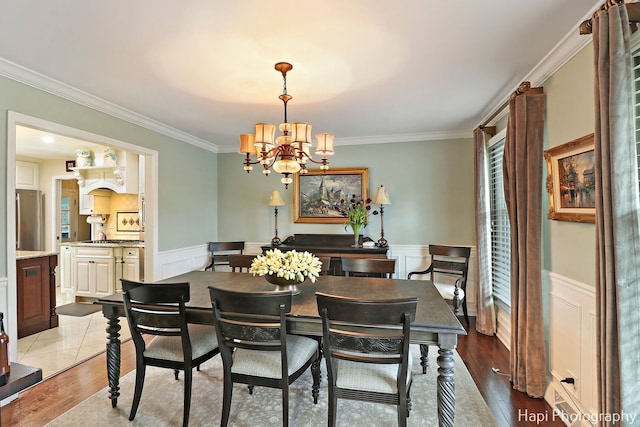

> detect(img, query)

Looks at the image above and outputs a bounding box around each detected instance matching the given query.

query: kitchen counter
[16,250,59,260]
[66,240,144,248]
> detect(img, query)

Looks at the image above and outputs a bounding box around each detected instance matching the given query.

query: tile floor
[16,288,131,379]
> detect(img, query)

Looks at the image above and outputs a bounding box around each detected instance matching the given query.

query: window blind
[632,43,640,194]
[488,138,511,308]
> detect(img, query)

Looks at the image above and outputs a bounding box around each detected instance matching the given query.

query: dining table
[96,270,467,427]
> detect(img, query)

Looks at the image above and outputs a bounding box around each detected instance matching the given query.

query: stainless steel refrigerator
[16,189,44,251]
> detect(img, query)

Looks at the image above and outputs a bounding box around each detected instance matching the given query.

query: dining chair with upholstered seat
[121,279,219,427]
[340,257,396,278]
[407,245,471,375]
[209,287,321,427]
[407,245,471,325]
[204,241,245,271]
[228,254,256,272]
[316,292,417,427]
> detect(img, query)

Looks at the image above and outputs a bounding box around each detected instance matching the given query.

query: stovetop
[83,239,142,244]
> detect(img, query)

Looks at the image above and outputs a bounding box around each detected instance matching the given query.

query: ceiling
[2,1,600,159]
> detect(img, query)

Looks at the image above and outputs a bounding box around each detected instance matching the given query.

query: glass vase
[351,224,363,247]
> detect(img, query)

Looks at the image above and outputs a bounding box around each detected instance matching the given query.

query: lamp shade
[239,134,255,154]
[372,185,391,205]
[315,133,335,155]
[291,122,312,144]
[255,123,276,144]
[268,190,285,206]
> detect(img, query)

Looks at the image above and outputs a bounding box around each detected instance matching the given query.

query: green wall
[217,138,476,246]
[543,44,596,287]
[1,74,218,276]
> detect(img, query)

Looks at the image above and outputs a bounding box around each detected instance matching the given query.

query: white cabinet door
[16,160,39,190]
[73,257,93,296]
[122,248,140,282]
[79,194,94,215]
[94,258,114,296]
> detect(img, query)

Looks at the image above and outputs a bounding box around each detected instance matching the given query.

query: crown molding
[478,6,596,127]
[0,57,220,153]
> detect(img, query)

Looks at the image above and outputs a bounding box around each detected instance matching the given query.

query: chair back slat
[122,280,190,340]
[217,318,282,344]
[228,254,257,272]
[340,258,396,278]
[316,292,416,324]
[329,331,405,362]
[209,287,292,316]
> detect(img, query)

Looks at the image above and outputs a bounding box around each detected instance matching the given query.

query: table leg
[436,345,456,427]
[104,306,122,408]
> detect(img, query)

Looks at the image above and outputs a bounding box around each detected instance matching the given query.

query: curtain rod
[579,1,640,34]
[479,82,543,130]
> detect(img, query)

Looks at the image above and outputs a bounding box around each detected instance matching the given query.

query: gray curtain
[592,3,640,423]
[474,127,496,335]
[503,85,546,398]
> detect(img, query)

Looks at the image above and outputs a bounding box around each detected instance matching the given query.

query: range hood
[74,150,139,195]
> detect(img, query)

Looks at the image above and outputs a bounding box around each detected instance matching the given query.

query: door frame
[7,111,158,357]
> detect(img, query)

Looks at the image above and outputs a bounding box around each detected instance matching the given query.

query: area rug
[45,345,496,427]
[55,303,101,317]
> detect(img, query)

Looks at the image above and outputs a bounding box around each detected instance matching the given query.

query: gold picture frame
[293,168,369,223]
[543,133,595,223]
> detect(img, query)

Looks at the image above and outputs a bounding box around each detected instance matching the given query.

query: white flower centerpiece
[250,249,322,294]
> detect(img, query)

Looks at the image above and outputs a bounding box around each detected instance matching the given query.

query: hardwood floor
[1,319,564,427]
[457,317,565,427]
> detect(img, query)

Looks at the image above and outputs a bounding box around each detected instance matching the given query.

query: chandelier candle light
[372,185,391,248]
[268,190,285,246]
[239,62,335,189]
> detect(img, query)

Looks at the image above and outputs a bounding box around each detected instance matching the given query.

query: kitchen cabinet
[72,247,115,298]
[16,254,58,338]
[114,247,140,292]
[16,160,39,190]
[59,244,72,293]
[79,189,111,215]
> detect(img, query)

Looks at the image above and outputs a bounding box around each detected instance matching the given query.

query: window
[488,132,511,308]
[632,33,640,195]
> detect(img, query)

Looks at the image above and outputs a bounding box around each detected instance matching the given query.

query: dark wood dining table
[96,270,466,427]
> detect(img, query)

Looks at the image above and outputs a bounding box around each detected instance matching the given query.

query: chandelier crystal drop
[239,62,335,189]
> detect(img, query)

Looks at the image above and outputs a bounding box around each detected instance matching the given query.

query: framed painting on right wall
[543,133,595,223]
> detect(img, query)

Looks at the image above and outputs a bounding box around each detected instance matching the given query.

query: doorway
[7,111,158,374]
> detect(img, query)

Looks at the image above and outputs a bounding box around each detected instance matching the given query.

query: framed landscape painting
[293,168,369,223]
[543,133,595,223]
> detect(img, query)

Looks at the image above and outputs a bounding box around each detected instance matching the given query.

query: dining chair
[228,254,256,272]
[317,255,333,276]
[208,287,321,427]
[407,245,471,326]
[316,292,417,427]
[407,245,471,375]
[204,241,245,271]
[121,279,219,427]
[340,257,396,278]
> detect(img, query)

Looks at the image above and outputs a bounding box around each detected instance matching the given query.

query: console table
[261,234,388,275]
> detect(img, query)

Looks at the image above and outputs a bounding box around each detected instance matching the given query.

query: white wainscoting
[544,272,597,425]
[157,242,477,315]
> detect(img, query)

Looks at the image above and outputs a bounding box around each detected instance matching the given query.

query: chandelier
[239,62,335,188]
